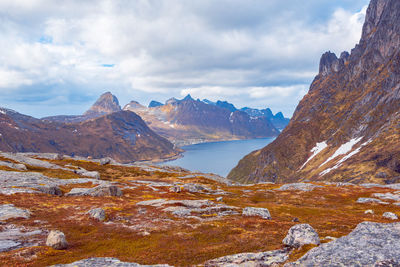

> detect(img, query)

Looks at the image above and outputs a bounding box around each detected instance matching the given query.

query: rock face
[83,92,122,117]
[66,185,122,197]
[242,207,271,219]
[286,222,400,266]
[46,230,68,250]
[123,95,281,146]
[229,0,400,184]
[283,224,320,248]
[51,257,172,267]
[0,106,181,163]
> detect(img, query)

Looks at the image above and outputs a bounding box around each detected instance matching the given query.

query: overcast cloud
[0,0,369,117]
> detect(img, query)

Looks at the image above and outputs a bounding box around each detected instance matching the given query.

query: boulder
[383,212,398,220]
[283,224,320,248]
[356,198,389,205]
[99,157,112,165]
[286,222,400,266]
[38,186,63,196]
[365,209,374,214]
[89,185,122,197]
[169,185,181,193]
[75,169,100,179]
[87,208,106,221]
[46,230,68,250]
[242,207,271,219]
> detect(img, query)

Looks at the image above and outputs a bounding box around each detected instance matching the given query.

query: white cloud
[0,0,369,117]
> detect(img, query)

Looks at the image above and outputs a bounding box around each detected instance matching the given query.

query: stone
[182,183,210,193]
[0,152,60,169]
[99,157,112,165]
[67,185,122,197]
[216,197,223,202]
[87,208,106,221]
[292,217,300,222]
[365,209,374,214]
[169,185,181,193]
[242,207,271,219]
[356,197,389,205]
[89,185,122,197]
[51,257,172,266]
[373,193,400,202]
[286,222,400,266]
[46,230,68,250]
[0,161,27,171]
[38,186,63,196]
[277,183,322,192]
[0,240,21,252]
[205,249,289,267]
[283,224,320,248]
[75,168,101,179]
[0,204,30,221]
[383,212,398,220]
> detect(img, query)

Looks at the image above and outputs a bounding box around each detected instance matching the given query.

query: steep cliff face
[83,92,121,117]
[229,0,400,184]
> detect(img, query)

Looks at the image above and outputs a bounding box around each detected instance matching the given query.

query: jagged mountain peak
[148,100,163,108]
[84,92,121,117]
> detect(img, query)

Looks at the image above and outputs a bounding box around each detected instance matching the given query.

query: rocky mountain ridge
[0,106,180,163]
[124,95,286,146]
[229,0,400,184]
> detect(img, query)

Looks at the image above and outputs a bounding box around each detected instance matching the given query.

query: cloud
[0,0,369,117]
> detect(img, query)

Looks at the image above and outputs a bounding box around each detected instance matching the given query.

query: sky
[0,0,369,118]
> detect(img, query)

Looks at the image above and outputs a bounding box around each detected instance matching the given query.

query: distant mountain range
[229,0,400,184]
[124,94,288,146]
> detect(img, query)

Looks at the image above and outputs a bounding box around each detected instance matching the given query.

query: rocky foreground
[0,152,399,266]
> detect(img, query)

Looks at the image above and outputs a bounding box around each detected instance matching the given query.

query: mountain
[43,92,122,123]
[241,107,290,130]
[83,92,121,117]
[124,95,279,146]
[0,108,180,163]
[148,100,163,108]
[229,0,400,184]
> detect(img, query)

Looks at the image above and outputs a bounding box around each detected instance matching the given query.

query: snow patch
[0,110,5,115]
[320,138,372,176]
[229,112,234,123]
[300,141,328,170]
[320,137,363,168]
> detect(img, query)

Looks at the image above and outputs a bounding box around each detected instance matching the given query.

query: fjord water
[163,138,275,177]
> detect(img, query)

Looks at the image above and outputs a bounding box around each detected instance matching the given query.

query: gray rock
[356,197,389,205]
[99,157,112,165]
[169,185,181,193]
[277,183,323,192]
[0,161,27,171]
[19,152,63,160]
[67,185,122,197]
[46,230,68,250]
[365,209,374,214]
[373,193,400,202]
[0,152,60,169]
[0,204,30,221]
[75,168,101,179]
[205,249,289,267]
[51,257,172,266]
[383,212,398,220]
[0,240,21,252]
[38,186,63,196]
[242,207,271,219]
[286,222,400,266]
[283,224,320,248]
[216,197,223,202]
[0,170,107,195]
[87,208,106,221]
[182,183,210,193]
[136,199,212,208]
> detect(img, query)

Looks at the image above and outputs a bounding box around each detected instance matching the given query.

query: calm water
[162,138,275,177]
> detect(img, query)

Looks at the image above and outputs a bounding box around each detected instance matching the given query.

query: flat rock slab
[0,204,30,221]
[286,222,400,266]
[242,207,271,219]
[0,170,107,195]
[372,193,400,202]
[356,198,389,205]
[0,240,21,252]
[277,183,323,192]
[0,152,60,169]
[51,257,172,266]
[0,224,42,252]
[205,249,289,267]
